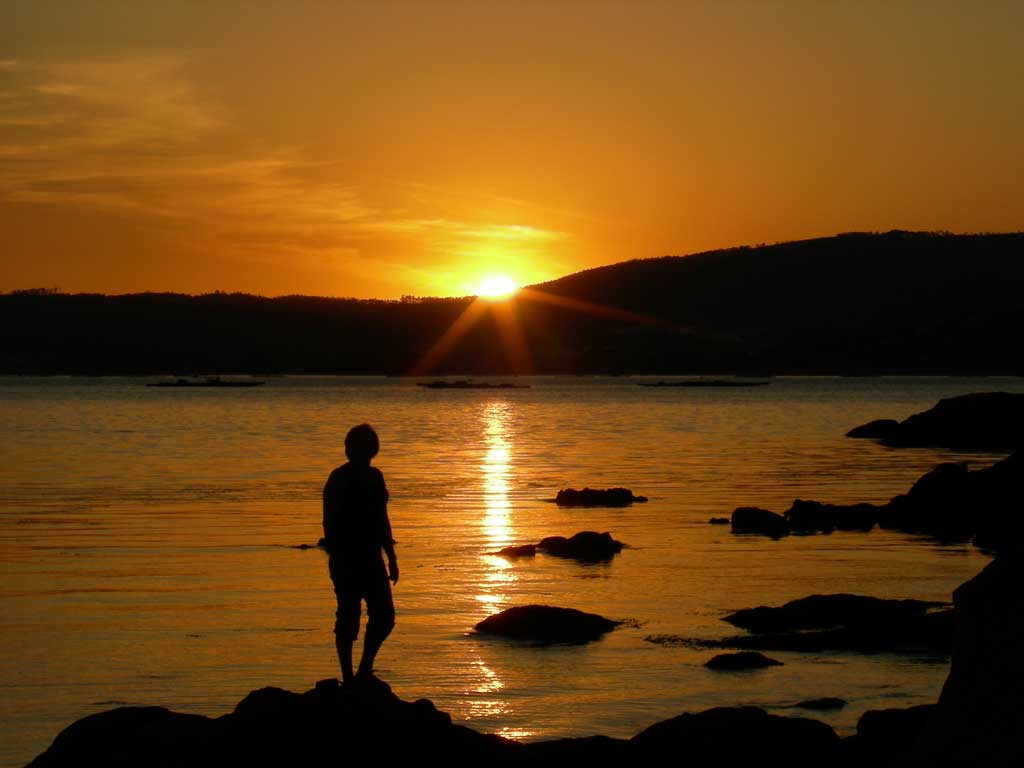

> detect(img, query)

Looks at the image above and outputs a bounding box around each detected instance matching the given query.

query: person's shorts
[328,554,395,642]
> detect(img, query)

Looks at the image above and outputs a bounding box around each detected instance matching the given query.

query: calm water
[1,375,1018,766]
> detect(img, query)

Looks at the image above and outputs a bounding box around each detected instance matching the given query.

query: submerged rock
[538,531,623,561]
[705,652,783,670]
[554,487,647,507]
[731,506,790,538]
[708,517,730,525]
[474,605,621,644]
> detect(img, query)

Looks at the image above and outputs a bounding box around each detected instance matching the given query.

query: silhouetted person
[323,424,398,684]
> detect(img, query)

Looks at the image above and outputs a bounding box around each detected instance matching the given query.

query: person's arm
[379,472,398,584]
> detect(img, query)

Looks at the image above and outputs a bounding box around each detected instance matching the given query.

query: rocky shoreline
[29,555,1024,767]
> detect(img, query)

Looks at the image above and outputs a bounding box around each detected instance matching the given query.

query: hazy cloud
[0,55,569,280]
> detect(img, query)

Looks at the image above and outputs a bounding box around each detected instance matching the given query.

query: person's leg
[356,563,395,679]
[329,557,361,684]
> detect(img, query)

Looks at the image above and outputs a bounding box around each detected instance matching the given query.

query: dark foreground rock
[554,487,647,507]
[912,556,1024,767]
[847,704,936,765]
[632,706,840,767]
[30,686,846,768]
[847,391,1024,450]
[29,678,511,767]
[705,651,783,670]
[474,605,621,644]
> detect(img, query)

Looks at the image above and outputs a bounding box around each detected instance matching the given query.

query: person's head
[345,423,380,464]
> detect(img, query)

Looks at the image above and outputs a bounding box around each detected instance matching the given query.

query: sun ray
[409,298,489,376]
[490,297,532,374]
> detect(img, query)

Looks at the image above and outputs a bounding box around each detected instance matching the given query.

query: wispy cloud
[0,55,569,279]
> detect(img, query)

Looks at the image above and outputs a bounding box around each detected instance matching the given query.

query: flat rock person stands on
[322,423,398,684]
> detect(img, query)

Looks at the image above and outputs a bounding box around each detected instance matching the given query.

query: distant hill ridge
[3,231,1022,374]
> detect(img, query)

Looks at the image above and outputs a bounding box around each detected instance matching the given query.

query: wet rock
[538,531,623,561]
[784,500,880,533]
[632,706,839,767]
[495,544,536,558]
[846,418,899,439]
[723,594,946,634]
[474,605,621,645]
[709,517,730,525]
[793,697,847,711]
[731,506,790,538]
[705,652,783,670]
[554,487,647,507]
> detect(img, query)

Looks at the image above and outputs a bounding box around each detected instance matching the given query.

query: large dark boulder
[880,453,1022,546]
[850,392,1024,450]
[29,679,511,767]
[474,605,621,644]
[554,487,647,507]
[632,706,839,767]
[731,506,790,538]
[538,531,623,561]
[849,704,936,765]
[912,556,1024,767]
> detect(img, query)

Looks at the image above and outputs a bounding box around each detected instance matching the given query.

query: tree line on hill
[3,231,1022,375]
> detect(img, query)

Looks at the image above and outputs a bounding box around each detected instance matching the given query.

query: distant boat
[416,380,530,390]
[146,376,265,388]
[637,379,769,388]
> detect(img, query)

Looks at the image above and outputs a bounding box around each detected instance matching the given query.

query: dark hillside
[2,232,1021,374]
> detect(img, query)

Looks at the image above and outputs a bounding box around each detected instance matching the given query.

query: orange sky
[1,1,1022,298]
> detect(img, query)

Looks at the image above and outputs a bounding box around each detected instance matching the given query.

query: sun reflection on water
[475,401,518,614]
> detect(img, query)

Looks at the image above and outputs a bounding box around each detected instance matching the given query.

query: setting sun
[475,276,518,299]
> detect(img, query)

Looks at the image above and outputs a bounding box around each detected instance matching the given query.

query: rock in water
[474,605,621,644]
[537,531,623,561]
[723,594,946,633]
[869,392,1024,450]
[846,418,900,439]
[495,544,537,558]
[705,652,783,670]
[731,506,790,538]
[554,487,647,507]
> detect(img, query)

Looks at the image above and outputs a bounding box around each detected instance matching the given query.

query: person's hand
[388,559,399,585]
